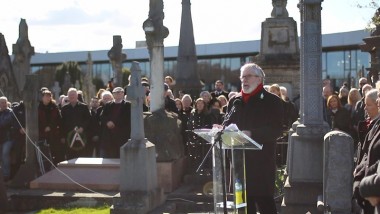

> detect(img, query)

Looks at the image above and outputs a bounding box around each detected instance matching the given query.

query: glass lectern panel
[194,126,262,214]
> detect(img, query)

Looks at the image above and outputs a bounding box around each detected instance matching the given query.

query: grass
[37,206,110,214]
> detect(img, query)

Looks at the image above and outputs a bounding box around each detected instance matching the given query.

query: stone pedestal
[111,139,165,214]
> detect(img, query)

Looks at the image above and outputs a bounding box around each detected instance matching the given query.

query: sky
[0,0,376,53]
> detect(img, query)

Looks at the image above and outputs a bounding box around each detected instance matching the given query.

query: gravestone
[10,74,40,188]
[108,36,126,87]
[12,18,35,95]
[83,52,96,104]
[323,131,354,213]
[0,33,20,101]
[255,0,300,99]
[111,61,164,214]
[282,0,330,213]
[174,0,203,98]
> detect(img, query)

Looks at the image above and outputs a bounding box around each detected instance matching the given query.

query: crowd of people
[2,62,380,212]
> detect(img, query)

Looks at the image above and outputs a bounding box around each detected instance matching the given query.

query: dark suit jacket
[360,163,380,214]
[226,89,284,197]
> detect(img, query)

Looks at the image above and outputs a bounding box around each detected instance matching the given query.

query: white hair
[240,63,265,81]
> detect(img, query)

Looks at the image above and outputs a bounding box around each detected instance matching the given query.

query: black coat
[226,89,284,197]
[60,101,91,139]
[359,163,380,214]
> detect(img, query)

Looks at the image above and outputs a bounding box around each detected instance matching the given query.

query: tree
[55,61,82,89]
[358,1,380,29]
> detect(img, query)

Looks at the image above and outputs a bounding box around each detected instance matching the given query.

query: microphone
[222,98,241,126]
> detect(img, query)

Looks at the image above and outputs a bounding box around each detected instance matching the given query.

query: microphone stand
[195,104,238,214]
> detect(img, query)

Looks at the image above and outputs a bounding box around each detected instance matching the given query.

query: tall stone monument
[282,0,329,213]
[255,0,300,99]
[108,35,127,87]
[143,0,169,112]
[83,52,96,104]
[174,0,203,97]
[0,33,20,101]
[10,74,40,187]
[12,18,35,95]
[111,62,164,214]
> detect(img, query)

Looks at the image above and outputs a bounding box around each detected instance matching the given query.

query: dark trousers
[247,196,277,214]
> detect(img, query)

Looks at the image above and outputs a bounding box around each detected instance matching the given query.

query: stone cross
[271,0,289,18]
[12,18,35,93]
[108,35,126,87]
[127,62,145,141]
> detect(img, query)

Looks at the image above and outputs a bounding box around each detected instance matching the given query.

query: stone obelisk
[12,18,35,95]
[174,0,203,97]
[111,62,164,214]
[282,0,329,213]
[143,0,169,113]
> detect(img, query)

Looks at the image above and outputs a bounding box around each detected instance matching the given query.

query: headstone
[111,61,165,214]
[255,0,300,99]
[282,0,330,213]
[174,0,203,98]
[83,52,96,104]
[143,0,169,112]
[323,131,354,213]
[12,18,35,94]
[0,33,20,101]
[10,74,40,187]
[108,36,126,87]
[50,81,61,101]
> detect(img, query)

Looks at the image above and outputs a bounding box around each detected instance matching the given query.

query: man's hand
[44,126,51,132]
[242,130,251,137]
[106,121,115,129]
[365,196,380,207]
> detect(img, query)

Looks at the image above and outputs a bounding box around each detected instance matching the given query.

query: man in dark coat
[60,88,91,160]
[100,87,131,158]
[225,63,284,214]
[360,163,380,214]
[210,80,229,100]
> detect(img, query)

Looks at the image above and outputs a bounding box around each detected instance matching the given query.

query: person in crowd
[60,88,91,160]
[181,94,193,117]
[217,95,228,114]
[86,97,101,157]
[224,63,284,213]
[38,90,64,165]
[96,88,106,100]
[164,83,178,114]
[175,98,183,113]
[164,75,174,88]
[359,77,368,96]
[280,86,299,124]
[339,86,349,106]
[211,80,229,100]
[187,98,212,130]
[178,90,186,100]
[141,80,150,112]
[345,88,362,147]
[354,84,373,142]
[0,96,20,181]
[200,91,212,108]
[359,163,380,214]
[323,85,334,123]
[326,95,351,133]
[209,98,224,125]
[57,95,66,109]
[10,101,26,177]
[99,87,131,158]
[353,88,380,214]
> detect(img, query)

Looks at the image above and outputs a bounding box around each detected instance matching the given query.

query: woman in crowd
[187,98,212,130]
[199,91,212,110]
[326,94,351,133]
[345,88,362,146]
[209,98,225,125]
[181,94,193,118]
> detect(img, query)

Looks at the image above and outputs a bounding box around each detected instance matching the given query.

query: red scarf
[241,83,263,103]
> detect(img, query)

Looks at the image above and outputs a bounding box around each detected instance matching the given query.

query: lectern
[194,125,262,214]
